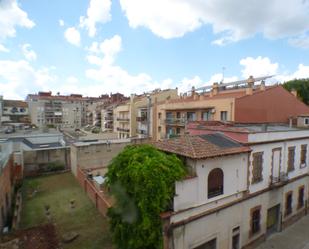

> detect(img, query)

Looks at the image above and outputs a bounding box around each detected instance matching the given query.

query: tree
[282,78,309,105]
[105,144,186,249]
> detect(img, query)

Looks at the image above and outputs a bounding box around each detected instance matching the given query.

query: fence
[76,167,112,216]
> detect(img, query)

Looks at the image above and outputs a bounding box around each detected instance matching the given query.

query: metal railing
[165,118,186,126]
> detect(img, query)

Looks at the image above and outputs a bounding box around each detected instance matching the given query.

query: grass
[20,172,114,249]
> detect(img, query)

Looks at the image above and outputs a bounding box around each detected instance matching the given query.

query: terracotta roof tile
[154,134,251,159]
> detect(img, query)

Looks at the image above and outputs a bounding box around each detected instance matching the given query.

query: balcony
[104,116,113,121]
[117,127,130,133]
[117,117,130,122]
[270,172,288,187]
[165,118,186,126]
[136,129,147,135]
[136,116,147,122]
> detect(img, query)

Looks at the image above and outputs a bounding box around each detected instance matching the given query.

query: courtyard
[20,172,113,249]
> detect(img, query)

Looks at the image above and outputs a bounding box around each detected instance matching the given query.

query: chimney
[246,76,255,95]
[291,89,297,97]
[191,86,195,97]
[260,80,266,91]
[212,82,219,96]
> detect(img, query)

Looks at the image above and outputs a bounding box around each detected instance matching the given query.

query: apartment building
[113,88,179,139]
[154,122,309,249]
[26,92,108,128]
[0,96,30,125]
[154,77,309,140]
[101,104,116,132]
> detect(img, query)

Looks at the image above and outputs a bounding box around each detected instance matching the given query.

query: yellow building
[113,88,178,139]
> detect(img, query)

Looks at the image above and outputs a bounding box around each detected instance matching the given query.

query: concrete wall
[70,140,131,176]
[23,147,70,176]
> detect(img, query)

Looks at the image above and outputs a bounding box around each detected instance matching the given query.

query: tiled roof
[3,100,28,108]
[154,133,251,159]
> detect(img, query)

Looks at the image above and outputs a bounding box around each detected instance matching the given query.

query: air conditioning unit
[211,109,216,114]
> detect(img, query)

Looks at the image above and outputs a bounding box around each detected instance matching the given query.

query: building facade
[0,97,30,125]
[26,92,110,128]
[153,78,309,140]
[113,88,178,139]
[155,125,309,249]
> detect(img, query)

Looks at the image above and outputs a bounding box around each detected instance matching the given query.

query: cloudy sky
[0,0,309,99]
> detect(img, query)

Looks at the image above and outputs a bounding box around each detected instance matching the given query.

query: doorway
[267,204,280,236]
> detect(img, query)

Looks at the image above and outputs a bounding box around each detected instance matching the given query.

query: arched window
[208,168,224,198]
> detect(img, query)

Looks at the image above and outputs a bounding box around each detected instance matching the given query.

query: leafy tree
[282,78,309,105]
[105,144,186,249]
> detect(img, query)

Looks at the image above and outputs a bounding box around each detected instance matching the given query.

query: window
[158,112,162,119]
[176,112,181,118]
[252,152,263,183]
[208,168,224,198]
[187,112,196,121]
[158,126,161,132]
[300,144,307,166]
[201,111,211,121]
[304,118,309,125]
[285,191,293,216]
[176,127,181,134]
[298,186,304,209]
[287,146,295,172]
[250,206,261,236]
[220,111,228,121]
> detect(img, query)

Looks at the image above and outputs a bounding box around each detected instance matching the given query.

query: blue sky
[0,0,309,99]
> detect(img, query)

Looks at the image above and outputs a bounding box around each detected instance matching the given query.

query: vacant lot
[20,172,113,249]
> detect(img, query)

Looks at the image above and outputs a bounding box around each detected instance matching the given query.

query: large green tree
[282,78,309,105]
[105,144,186,249]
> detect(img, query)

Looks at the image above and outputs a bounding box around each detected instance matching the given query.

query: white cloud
[64,27,81,46]
[240,56,279,78]
[276,64,309,82]
[0,44,9,52]
[59,19,65,27]
[0,60,56,99]
[119,0,309,44]
[66,76,79,84]
[0,0,35,39]
[289,34,309,49]
[79,0,112,37]
[21,43,37,61]
[85,35,174,94]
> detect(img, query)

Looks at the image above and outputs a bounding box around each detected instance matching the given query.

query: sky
[0,0,309,100]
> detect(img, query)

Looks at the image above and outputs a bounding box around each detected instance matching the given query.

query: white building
[155,125,309,249]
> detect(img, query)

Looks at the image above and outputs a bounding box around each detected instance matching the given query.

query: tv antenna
[220,67,226,84]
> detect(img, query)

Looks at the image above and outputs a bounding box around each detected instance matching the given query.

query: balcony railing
[136,116,147,122]
[104,116,113,121]
[136,129,147,135]
[117,117,130,122]
[165,118,186,126]
[117,127,130,132]
[270,172,288,185]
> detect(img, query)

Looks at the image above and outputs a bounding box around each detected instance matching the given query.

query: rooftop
[188,121,302,134]
[154,133,250,159]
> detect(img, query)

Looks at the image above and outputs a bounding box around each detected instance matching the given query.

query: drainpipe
[147,95,151,138]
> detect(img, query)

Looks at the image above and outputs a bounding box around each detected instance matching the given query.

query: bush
[105,144,186,249]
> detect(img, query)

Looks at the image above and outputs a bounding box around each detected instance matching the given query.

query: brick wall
[0,156,14,232]
[75,167,111,216]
